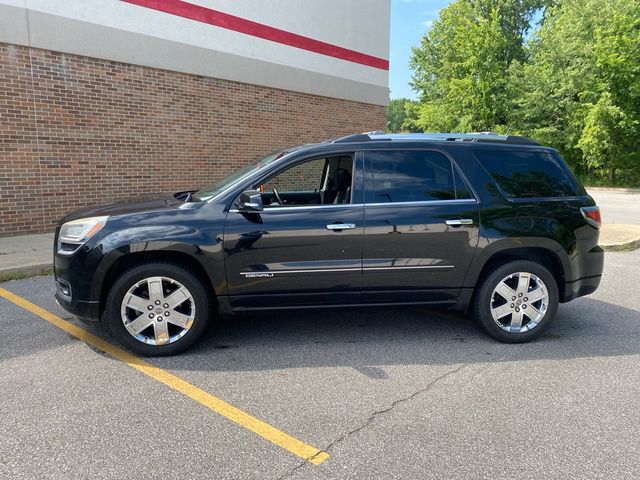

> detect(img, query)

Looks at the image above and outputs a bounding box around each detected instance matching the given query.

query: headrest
[333,168,352,191]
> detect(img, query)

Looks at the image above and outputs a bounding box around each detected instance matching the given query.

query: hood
[58,192,186,225]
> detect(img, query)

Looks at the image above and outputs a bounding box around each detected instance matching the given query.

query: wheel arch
[96,250,218,318]
[469,246,568,304]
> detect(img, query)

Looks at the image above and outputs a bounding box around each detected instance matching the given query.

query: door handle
[326,223,356,231]
[445,219,473,226]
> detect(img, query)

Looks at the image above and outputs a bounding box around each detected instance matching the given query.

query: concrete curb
[587,186,640,193]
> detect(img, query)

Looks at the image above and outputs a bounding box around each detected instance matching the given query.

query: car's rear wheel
[104,262,211,356]
[472,260,559,343]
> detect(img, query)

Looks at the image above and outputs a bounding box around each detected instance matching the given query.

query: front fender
[89,225,225,301]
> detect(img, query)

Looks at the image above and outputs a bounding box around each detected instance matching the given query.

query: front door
[223,152,364,309]
[362,148,479,304]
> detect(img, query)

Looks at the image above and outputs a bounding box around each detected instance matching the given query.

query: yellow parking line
[0,287,329,465]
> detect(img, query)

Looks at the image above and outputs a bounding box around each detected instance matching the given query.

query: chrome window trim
[229,203,364,214]
[229,198,477,214]
[364,199,477,207]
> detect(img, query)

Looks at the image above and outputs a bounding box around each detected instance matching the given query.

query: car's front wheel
[472,260,559,343]
[103,262,211,356]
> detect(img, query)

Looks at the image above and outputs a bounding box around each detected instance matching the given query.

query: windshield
[192,151,285,202]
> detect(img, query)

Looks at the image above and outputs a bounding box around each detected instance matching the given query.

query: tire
[471,260,559,343]
[103,262,212,356]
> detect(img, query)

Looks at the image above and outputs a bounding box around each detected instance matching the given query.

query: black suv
[54,132,603,355]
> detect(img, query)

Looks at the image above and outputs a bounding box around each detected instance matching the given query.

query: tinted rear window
[474,150,582,198]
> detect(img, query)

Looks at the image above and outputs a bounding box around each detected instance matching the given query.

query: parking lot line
[0,287,330,465]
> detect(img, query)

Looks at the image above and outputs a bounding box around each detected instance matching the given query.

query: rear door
[362,148,480,304]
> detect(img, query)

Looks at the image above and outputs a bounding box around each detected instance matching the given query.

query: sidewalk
[598,224,640,251]
[0,233,54,278]
[1,225,639,279]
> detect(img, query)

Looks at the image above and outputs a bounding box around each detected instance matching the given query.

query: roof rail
[331,132,539,146]
[332,133,384,143]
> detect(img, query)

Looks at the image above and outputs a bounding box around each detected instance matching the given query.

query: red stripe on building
[120,0,389,71]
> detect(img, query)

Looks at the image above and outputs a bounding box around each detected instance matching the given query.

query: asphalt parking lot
[1,249,640,480]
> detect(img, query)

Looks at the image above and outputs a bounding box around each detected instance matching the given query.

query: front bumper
[54,234,104,321]
[54,274,100,321]
[55,291,100,321]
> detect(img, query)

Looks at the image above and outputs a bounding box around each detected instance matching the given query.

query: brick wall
[0,43,386,237]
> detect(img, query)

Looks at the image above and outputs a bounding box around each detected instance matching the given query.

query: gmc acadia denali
[54,132,603,355]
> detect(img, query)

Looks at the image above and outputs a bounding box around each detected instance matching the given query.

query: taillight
[581,206,601,229]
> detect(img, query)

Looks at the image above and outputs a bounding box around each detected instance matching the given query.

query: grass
[0,268,54,283]
[578,172,640,189]
[602,240,640,252]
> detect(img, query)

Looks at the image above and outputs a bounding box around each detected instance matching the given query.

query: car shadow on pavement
[148,296,640,374]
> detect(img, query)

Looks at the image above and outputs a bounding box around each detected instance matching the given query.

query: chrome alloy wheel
[120,276,196,345]
[489,272,549,334]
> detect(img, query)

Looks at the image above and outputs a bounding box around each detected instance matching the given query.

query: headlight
[58,216,108,253]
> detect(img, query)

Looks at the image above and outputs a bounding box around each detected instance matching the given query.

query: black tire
[103,262,212,356]
[471,260,559,343]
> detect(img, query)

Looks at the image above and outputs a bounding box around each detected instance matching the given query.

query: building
[0,0,390,236]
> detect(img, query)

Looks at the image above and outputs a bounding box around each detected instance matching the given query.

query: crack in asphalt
[277,363,467,480]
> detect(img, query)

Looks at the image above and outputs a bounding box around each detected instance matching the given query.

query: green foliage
[511,0,640,180]
[386,98,409,132]
[409,0,546,132]
[577,92,628,176]
[407,0,640,185]
[386,98,422,132]
[0,268,53,283]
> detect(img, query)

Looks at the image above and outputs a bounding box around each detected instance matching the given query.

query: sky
[389,0,453,100]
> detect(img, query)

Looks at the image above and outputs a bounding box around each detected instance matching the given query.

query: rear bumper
[562,274,602,302]
[562,239,604,302]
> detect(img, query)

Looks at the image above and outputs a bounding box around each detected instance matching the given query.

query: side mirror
[237,189,263,211]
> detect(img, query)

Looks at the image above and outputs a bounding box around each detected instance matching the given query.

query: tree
[409,0,546,133]
[386,98,410,132]
[387,98,422,133]
[577,93,628,181]
[510,0,640,178]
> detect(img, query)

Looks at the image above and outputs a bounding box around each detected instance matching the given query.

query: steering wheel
[272,187,283,205]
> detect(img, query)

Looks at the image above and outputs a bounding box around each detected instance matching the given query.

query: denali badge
[241,272,274,278]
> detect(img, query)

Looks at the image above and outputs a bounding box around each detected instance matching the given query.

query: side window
[258,155,354,207]
[261,158,326,193]
[369,150,466,203]
[474,149,583,198]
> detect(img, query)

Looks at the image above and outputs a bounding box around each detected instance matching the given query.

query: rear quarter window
[474,149,584,198]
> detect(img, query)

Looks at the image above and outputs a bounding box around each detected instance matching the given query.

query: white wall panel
[0,0,389,105]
